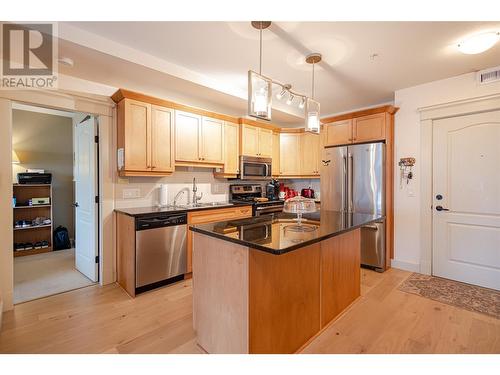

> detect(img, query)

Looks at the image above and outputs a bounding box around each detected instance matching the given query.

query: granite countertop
[115,201,252,217]
[190,210,384,255]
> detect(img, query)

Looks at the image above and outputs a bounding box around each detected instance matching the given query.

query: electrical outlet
[123,188,140,199]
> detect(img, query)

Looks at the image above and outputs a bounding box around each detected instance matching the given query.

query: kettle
[301,187,315,199]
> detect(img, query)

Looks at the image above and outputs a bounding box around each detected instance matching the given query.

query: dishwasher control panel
[135,213,187,231]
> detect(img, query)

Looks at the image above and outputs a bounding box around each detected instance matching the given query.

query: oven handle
[256,205,284,211]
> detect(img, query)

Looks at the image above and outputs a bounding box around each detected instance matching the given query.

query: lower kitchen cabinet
[186,206,252,274]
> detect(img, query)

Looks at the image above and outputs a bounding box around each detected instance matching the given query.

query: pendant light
[248,21,272,121]
[305,53,321,133]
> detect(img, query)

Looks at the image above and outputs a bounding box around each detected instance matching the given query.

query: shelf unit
[13,184,53,257]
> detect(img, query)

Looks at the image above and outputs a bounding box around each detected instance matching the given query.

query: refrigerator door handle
[342,155,347,212]
[348,153,354,212]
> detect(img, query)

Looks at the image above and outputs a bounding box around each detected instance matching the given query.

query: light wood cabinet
[200,117,224,163]
[175,111,224,166]
[215,121,239,177]
[258,128,273,157]
[241,124,273,157]
[279,133,301,176]
[324,113,386,146]
[186,206,252,274]
[241,124,259,157]
[272,132,280,177]
[117,98,174,176]
[324,119,352,146]
[150,105,175,173]
[353,113,386,143]
[175,110,201,162]
[300,132,320,176]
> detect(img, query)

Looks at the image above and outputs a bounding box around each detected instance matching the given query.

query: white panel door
[433,110,500,290]
[75,115,98,282]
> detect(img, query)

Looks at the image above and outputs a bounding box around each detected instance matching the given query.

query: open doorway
[12,103,99,304]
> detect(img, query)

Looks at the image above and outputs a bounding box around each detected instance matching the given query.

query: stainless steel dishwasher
[135,213,187,293]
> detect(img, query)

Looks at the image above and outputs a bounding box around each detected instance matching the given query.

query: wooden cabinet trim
[321,105,399,123]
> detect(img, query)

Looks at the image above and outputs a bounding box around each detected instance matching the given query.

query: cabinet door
[175,111,201,162]
[279,133,301,175]
[353,113,386,143]
[123,99,151,171]
[151,105,174,173]
[258,128,273,157]
[201,117,224,163]
[325,119,352,146]
[300,133,320,175]
[241,124,259,157]
[272,132,280,176]
[224,121,239,174]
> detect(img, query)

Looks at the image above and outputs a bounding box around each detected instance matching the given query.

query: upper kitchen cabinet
[239,119,276,158]
[324,119,352,146]
[300,132,320,176]
[352,113,386,143]
[116,98,175,176]
[272,132,280,177]
[214,121,240,178]
[279,133,301,176]
[322,105,398,147]
[175,111,224,167]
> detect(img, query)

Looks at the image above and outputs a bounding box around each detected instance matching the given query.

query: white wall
[393,70,500,272]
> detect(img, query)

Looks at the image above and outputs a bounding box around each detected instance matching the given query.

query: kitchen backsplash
[115,169,320,209]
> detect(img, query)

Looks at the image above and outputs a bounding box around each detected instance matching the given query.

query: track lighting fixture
[286,93,294,105]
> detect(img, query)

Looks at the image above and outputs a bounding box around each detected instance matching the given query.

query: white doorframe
[418,93,500,276]
[0,90,116,312]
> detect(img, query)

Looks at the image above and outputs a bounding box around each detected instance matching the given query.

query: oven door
[240,156,272,180]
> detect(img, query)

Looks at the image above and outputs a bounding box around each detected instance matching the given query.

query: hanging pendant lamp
[248,21,272,121]
[305,53,321,133]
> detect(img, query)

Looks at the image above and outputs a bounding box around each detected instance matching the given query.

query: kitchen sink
[177,202,233,209]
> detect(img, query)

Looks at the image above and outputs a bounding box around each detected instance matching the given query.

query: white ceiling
[58,21,500,125]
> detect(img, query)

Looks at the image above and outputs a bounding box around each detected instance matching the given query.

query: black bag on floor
[53,226,71,250]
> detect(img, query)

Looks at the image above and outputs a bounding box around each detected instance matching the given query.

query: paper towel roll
[159,184,168,207]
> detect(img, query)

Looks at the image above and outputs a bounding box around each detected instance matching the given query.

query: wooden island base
[192,229,361,354]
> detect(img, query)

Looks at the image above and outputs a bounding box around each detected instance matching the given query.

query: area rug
[398,273,500,320]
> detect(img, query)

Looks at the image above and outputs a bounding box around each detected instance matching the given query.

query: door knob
[435,205,449,211]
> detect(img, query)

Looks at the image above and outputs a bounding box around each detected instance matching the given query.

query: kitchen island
[190,210,383,354]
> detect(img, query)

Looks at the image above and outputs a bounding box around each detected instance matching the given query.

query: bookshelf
[13,184,53,257]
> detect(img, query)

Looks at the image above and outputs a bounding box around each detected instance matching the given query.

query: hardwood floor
[0,268,499,354]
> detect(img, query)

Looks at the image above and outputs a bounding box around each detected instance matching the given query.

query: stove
[229,184,284,216]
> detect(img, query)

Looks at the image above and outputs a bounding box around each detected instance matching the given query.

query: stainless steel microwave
[239,156,272,180]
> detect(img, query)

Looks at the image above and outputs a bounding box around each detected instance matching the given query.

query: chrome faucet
[192,178,203,205]
[173,187,190,207]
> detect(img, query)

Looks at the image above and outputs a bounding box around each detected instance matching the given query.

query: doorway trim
[0,89,116,311]
[418,93,500,275]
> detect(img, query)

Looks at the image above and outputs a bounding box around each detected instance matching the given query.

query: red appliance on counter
[301,187,315,199]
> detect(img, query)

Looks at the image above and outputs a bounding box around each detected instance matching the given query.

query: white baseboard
[391,259,420,273]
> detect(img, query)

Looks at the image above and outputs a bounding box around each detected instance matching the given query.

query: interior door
[75,115,98,282]
[433,110,500,290]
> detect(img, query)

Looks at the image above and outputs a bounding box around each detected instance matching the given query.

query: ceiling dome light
[458,32,500,54]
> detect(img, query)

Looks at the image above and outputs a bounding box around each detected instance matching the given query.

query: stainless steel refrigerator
[320,142,386,271]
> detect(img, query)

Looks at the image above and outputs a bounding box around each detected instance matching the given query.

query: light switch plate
[123,188,140,199]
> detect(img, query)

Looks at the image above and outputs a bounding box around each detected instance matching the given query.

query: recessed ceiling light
[58,57,74,67]
[458,32,500,55]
